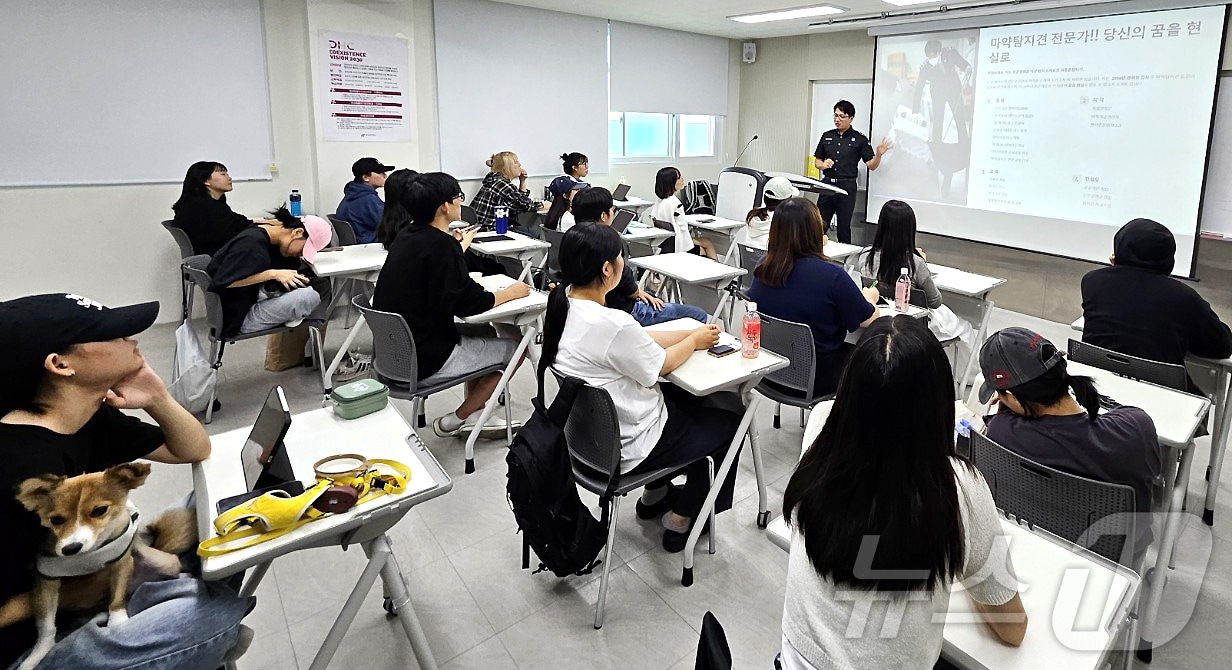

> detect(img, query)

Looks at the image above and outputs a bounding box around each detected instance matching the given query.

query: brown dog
[3,463,196,670]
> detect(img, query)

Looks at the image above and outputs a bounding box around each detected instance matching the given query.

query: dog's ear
[14,475,65,512]
[104,462,151,490]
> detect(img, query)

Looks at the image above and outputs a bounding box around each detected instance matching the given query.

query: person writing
[372,172,530,438]
[544,223,743,551]
[813,100,892,244]
[781,316,1025,669]
[335,157,395,244]
[170,161,270,256]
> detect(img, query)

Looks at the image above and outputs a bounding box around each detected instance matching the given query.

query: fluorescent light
[879,0,936,6]
[730,5,845,23]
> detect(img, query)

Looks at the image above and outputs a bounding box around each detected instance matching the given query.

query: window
[609,112,719,161]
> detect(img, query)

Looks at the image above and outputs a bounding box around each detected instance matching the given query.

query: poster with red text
[319,31,412,142]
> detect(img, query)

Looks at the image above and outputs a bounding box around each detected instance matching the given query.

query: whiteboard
[809,80,874,191]
[1200,75,1232,240]
[0,0,274,186]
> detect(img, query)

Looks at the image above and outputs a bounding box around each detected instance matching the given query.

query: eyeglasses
[833,113,851,120]
[454,193,466,203]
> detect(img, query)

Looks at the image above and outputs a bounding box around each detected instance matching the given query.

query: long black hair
[172,161,226,210]
[544,193,571,230]
[540,223,624,378]
[654,167,681,200]
[376,168,418,248]
[398,172,461,227]
[561,152,588,177]
[866,199,922,289]
[783,315,967,594]
[1004,353,1101,419]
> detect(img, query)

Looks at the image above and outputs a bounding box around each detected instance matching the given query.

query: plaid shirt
[470,171,540,226]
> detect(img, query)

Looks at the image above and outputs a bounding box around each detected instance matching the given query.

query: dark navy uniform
[813,128,875,243]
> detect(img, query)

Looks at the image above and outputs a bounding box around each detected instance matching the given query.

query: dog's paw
[107,609,129,627]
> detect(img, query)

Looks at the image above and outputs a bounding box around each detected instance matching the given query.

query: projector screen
[866,5,1226,276]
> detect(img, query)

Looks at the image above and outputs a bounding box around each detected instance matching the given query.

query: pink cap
[300,215,333,262]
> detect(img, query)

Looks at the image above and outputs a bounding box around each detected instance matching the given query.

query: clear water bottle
[894,267,911,313]
[742,302,761,359]
[494,206,509,235]
[289,190,302,217]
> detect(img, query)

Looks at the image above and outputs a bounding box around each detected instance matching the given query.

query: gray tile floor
[126,306,1232,669]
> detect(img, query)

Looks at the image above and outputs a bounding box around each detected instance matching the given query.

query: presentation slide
[867,5,1226,275]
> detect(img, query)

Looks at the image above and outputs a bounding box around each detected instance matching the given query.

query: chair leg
[706,457,716,555]
[594,497,621,630]
[311,327,328,391]
[415,397,426,429]
[773,402,781,429]
[205,339,223,424]
[504,391,513,445]
[799,407,806,428]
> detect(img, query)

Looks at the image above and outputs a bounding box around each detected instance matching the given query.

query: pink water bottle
[742,302,761,358]
[894,267,911,313]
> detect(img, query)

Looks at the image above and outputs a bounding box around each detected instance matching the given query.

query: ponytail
[746,206,769,224]
[539,281,570,381]
[1066,370,1102,418]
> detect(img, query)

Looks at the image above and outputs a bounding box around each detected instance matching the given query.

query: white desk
[924,262,1007,391]
[614,195,652,210]
[684,214,745,262]
[733,237,863,265]
[765,406,1140,670]
[1072,315,1232,527]
[621,224,673,258]
[628,253,746,326]
[469,231,551,283]
[194,406,451,670]
[306,243,390,393]
[456,274,549,474]
[646,318,788,585]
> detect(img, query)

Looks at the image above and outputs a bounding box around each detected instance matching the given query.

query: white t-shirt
[780,460,1018,670]
[559,210,576,233]
[649,195,690,253]
[551,299,668,471]
[746,210,774,246]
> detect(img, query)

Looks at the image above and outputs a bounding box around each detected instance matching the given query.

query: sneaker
[461,417,523,440]
[284,317,304,328]
[635,484,679,520]
[662,518,710,554]
[335,351,372,382]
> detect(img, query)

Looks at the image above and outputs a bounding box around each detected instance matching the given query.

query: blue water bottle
[289,190,302,217]
[494,206,509,235]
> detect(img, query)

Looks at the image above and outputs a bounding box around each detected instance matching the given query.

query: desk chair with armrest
[181,255,326,424]
[551,372,716,630]
[161,220,197,321]
[355,295,512,438]
[969,431,1139,669]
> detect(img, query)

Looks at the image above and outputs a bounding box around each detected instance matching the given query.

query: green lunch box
[330,379,390,420]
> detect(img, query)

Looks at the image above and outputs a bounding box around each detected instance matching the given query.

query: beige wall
[0,0,740,324]
[738,25,1232,323]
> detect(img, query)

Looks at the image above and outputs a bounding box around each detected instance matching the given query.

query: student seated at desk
[849,199,973,350]
[335,157,395,244]
[572,188,707,327]
[544,223,743,551]
[171,161,271,256]
[470,151,544,231]
[978,327,1159,568]
[376,168,419,248]
[206,208,333,338]
[744,176,798,246]
[1081,218,1232,390]
[372,172,531,438]
[559,151,589,184]
[649,167,717,259]
[0,294,253,669]
[748,198,880,397]
[780,316,1025,670]
[544,175,587,232]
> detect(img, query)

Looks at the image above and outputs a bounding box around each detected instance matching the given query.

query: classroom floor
[128,306,1232,669]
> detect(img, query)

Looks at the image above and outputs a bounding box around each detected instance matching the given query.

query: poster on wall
[318,31,412,142]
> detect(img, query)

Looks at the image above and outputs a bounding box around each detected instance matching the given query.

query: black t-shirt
[170,194,254,257]
[604,264,639,314]
[0,406,164,666]
[813,128,875,182]
[206,226,293,338]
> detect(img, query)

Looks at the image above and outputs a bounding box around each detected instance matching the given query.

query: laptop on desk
[612,183,631,201]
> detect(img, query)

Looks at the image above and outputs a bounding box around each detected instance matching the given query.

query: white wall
[0,0,740,323]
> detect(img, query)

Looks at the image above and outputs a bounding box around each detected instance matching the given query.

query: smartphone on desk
[708,344,737,358]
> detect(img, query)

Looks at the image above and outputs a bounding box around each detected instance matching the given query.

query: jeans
[7,579,253,670]
[240,287,322,334]
[630,301,708,327]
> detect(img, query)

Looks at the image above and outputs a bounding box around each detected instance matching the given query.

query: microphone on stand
[733,134,759,167]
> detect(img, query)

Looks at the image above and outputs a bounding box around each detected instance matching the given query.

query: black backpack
[506,373,613,577]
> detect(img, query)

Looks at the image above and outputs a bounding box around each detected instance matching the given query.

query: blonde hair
[485,151,519,178]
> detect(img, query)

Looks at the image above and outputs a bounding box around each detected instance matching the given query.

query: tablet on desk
[612,183,631,201]
[611,209,636,233]
[216,386,303,514]
[474,233,515,243]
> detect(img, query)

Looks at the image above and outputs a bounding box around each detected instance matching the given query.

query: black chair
[551,371,715,629]
[735,243,765,294]
[356,296,511,474]
[1067,339,1187,392]
[459,205,478,225]
[161,220,196,320]
[326,215,358,247]
[541,227,565,289]
[180,255,325,423]
[755,315,831,430]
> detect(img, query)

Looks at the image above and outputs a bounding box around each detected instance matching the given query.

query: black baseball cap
[977,327,1065,403]
[352,157,395,178]
[0,294,159,378]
